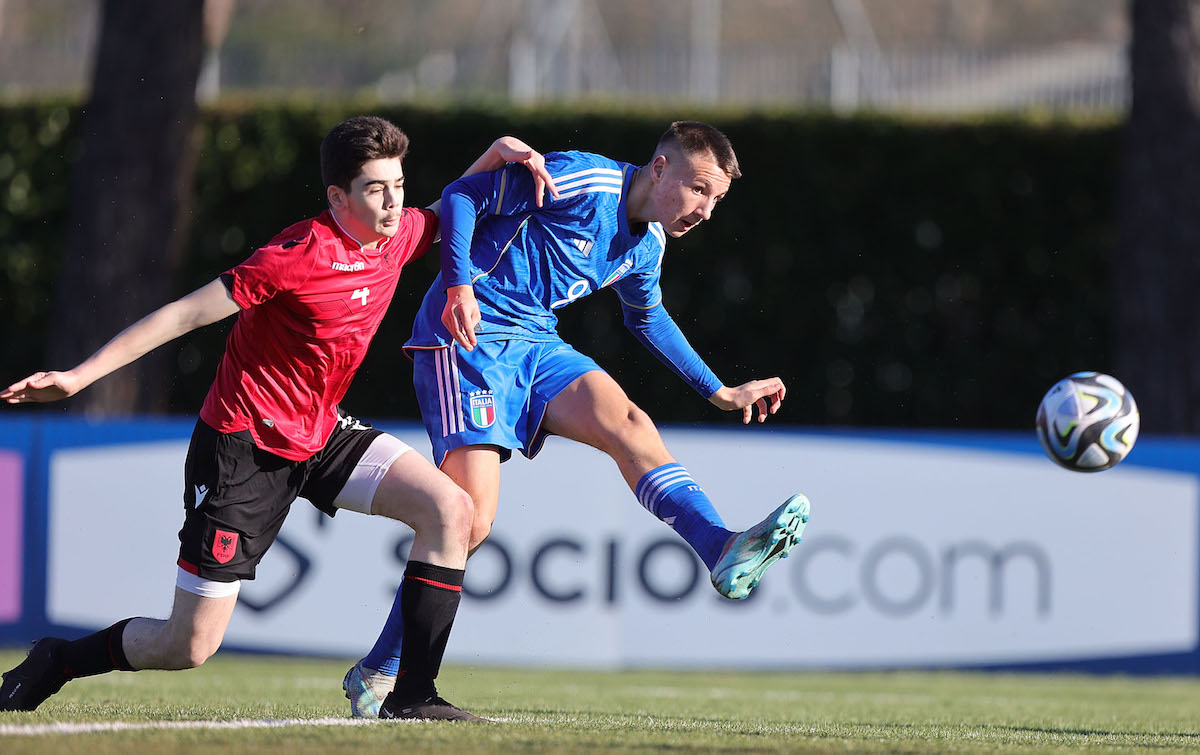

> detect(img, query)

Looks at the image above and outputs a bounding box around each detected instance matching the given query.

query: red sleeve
[393,207,439,267]
[225,219,321,308]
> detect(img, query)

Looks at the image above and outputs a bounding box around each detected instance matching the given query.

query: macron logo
[332,261,366,272]
[194,484,209,508]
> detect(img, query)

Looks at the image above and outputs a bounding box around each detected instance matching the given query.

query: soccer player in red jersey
[0,116,556,721]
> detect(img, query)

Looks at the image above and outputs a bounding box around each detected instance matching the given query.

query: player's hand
[708,378,786,424]
[2,370,83,404]
[493,137,559,207]
[442,284,481,351]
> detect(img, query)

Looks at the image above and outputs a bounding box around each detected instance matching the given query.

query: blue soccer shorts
[409,338,602,466]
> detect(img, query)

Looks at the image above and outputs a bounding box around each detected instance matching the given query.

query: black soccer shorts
[177,412,382,582]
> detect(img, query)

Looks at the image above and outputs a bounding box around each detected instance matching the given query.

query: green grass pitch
[2,651,1200,753]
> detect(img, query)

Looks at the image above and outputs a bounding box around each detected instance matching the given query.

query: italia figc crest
[469,390,496,428]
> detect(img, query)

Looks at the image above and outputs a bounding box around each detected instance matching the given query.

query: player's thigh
[441,444,503,535]
[544,370,666,455]
[368,447,472,534]
[161,587,238,650]
[310,424,472,540]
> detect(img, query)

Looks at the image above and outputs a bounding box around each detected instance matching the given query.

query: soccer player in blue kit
[345,121,810,717]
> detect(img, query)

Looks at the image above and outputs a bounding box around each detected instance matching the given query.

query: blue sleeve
[440,159,565,287]
[621,300,724,398]
[439,172,492,287]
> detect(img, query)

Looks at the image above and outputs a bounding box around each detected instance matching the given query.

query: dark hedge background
[0,103,1119,428]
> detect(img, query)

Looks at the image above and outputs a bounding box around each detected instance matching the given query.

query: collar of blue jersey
[618,164,640,238]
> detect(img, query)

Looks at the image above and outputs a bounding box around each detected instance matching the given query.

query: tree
[47,0,207,415]
[1116,0,1200,433]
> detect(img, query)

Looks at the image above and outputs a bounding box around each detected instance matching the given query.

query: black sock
[61,618,137,678]
[393,561,464,699]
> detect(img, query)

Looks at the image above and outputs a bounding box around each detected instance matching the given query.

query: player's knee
[440,487,474,547]
[416,485,474,551]
[164,633,221,670]
[626,403,657,433]
[406,485,472,545]
[603,402,659,451]
[181,643,217,670]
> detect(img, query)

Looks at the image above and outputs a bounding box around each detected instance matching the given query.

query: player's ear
[327,184,346,209]
[650,154,669,182]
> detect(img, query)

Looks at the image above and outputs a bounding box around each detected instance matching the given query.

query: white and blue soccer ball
[1035,371,1139,472]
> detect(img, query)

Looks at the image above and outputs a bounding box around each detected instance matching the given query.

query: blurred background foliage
[0,102,1118,428]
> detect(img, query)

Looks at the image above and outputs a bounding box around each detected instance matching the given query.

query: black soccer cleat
[0,637,70,711]
[379,688,490,722]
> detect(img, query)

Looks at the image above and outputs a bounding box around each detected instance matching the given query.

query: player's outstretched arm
[427,137,559,217]
[708,378,787,425]
[2,278,240,404]
[465,137,558,206]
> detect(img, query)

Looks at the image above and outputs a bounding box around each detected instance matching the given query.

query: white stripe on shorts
[436,347,464,437]
[449,345,464,433]
[435,347,450,436]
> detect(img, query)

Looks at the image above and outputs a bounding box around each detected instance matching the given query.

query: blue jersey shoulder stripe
[553,166,624,185]
[557,185,622,199]
[552,165,624,199]
[555,175,624,193]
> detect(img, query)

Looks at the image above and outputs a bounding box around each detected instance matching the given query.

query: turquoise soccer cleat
[343,659,396,718]
[710,493,810,600]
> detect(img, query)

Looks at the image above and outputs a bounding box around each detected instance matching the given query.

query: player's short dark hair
[655,121,741,180]
[320,115,410,191]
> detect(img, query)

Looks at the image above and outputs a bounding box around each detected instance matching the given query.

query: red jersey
[199,208,437,460]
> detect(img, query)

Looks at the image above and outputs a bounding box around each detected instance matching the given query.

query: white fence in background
[0,27,1128,114]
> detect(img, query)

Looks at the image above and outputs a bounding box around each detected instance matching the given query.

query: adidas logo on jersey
[332,260,366,272]
[571,238,594,256]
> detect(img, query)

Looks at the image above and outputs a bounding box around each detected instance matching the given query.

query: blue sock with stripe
[363,588,404,676]
[635,462,733,571]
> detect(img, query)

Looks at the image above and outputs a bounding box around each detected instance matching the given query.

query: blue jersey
[406,150,723,398]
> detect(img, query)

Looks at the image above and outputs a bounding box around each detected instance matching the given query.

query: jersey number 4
[352,287,370,306]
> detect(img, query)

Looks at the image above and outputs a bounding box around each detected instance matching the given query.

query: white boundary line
[0,717,383,736]
[0,715,518,736]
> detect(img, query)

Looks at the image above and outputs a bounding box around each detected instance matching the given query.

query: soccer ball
[1035,371,1139,472]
